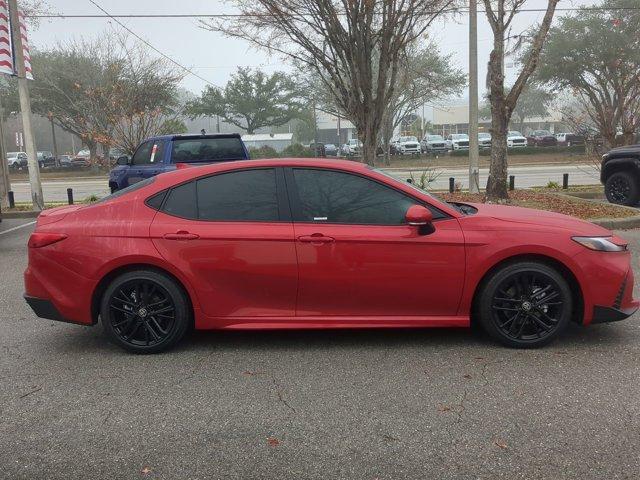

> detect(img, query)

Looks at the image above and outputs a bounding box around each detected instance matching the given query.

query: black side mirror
[116,156,129,165]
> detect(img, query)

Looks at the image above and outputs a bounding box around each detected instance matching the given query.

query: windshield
[400,136,418,142]
[451,134,468,139]
[478,133,491,139]
[534,130,551,136]
[426,135,443,141]
[508,131,523,137]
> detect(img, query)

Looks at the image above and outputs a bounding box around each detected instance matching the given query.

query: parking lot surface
[1,222,640,479]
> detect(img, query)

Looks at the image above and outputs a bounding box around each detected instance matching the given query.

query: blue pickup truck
[108,133,250,192]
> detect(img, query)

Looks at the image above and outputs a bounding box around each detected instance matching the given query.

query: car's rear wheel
[605,171,640,206]
[100,270,190,354]
[477,262,572,348]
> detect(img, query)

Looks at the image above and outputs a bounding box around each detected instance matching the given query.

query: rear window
[97,177,156,203]
[171,137,246,163]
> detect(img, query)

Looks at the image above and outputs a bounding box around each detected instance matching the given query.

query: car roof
[145,133,243,142]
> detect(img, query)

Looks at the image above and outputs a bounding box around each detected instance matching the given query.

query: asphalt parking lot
[1,219,640,479]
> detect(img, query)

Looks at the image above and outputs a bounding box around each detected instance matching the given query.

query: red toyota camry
[24,159,638,353]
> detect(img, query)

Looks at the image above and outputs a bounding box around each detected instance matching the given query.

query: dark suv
[601,144,640,206]
[109,133,250,192]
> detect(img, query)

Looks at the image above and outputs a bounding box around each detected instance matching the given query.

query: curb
[590,216,640,230]
[1,210,40,219]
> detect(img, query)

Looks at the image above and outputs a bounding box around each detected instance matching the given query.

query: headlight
[572,236,627,252]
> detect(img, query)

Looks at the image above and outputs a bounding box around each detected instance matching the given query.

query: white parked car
[507,131,527,148]
[420,134,448,155]
[342,138,362,157]
[478,132,492,149]
[341,139,362,157]
[446,134,470,151]
[6,151,28,169]
[394,136,421,155]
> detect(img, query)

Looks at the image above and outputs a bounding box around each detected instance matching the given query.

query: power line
[24,6,640,18]
[86,0,218,88]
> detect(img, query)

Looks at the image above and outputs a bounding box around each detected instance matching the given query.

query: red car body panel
[24,158,638,332]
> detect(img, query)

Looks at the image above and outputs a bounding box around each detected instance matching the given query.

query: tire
[100,270,191,354]
[477,262,572,348]
[605,171,640,206]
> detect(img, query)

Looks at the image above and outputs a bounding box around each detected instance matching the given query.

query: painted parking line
[0,221,36,236]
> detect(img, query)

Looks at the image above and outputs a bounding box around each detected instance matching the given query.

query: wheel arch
[601,158,640,182]
[470,253,584,327]
[91,263,196,326]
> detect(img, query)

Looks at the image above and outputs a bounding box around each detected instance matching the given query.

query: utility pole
[468,0,480,194]
[48,112,59,166]
[9,0,43,210]
[0,96,10,209]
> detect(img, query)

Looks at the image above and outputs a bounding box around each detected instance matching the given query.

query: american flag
[0,0,33,79]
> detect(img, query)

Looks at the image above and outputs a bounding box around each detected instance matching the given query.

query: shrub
[249,145,279,159]
[281,143,315,157]
[546,181,560,189]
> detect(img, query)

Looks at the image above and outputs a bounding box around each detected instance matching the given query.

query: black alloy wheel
[101,270,190,353]
[605,171,640,206]
[478,262,572,348]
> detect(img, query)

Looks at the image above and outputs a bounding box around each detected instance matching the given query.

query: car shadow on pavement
[45,319,637,355]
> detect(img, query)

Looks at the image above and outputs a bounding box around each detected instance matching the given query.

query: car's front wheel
[100,270,191,354]
[605,171,640,206]
[477,262,572,348]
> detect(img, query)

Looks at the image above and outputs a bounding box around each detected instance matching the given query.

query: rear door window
[132,140,165,165]
[196,169,279,221]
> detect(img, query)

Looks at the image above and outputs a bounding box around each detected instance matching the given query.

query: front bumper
[591,305,639,324]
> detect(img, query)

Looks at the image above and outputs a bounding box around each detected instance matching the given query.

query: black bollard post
[449,177,455,193]
[562,173,569,190]
[8,191,15,208]
[67,188,74,205]
[509,175,515,191]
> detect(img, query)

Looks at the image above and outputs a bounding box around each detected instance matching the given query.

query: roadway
[7,163,601,203]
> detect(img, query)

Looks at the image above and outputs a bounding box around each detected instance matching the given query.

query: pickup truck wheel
[605,171,640,206]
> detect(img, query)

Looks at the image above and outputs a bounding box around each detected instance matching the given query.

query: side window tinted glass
[197,169,279,221]
[132,141,165,165]
[292,169,415,225]
[163,182,196,219]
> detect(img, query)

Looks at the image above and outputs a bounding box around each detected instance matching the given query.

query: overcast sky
[28,0,598,100]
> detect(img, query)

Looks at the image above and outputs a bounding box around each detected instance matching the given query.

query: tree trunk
[621,131,635,146]
[486,32,509,202]
[361,124,378,166]
[486,101,509,202]
[88,142,98,166]
[102,144,111,168]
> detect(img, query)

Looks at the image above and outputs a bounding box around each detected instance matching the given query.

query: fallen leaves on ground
[267,437,280,447]
[441,190,637,220]
[494,439,508,450]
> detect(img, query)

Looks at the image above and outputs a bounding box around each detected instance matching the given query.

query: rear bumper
[591,304,639,324]
[24,295,90,326]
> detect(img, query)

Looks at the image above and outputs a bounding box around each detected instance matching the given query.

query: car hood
[465,202,611,235]
[606,144,640,156]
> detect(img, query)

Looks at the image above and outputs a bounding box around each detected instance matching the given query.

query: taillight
[28,233,67,248]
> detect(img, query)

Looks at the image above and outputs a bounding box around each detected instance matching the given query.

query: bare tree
[381,42,466,164]
[202,0,454,165]
[536,0,640,149]
[483,0,559,201]
[109,41,183,156]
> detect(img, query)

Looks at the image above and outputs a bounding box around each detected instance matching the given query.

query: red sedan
[24,159,638,353]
